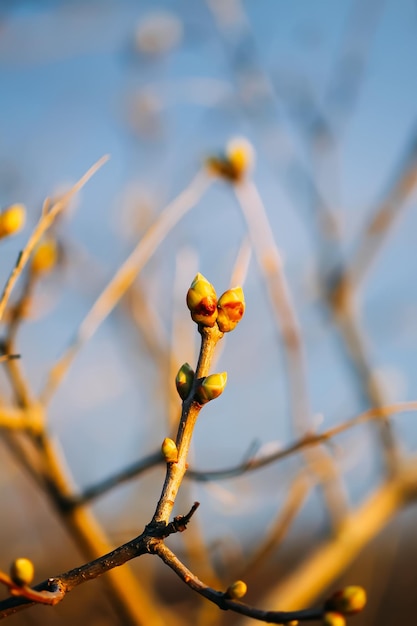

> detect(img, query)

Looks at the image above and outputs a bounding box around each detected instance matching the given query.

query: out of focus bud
[31,238,58,274]
[175,362,195,401]
[0,204,26,238]
[225,580,247,599]
[194,372,227,405]
[225,137,255,179]
[206,138,255,182]
[186,273,218,327]
[10,557,34,586]
[325,586,367,615]
[217,286,245,332]
[161,438,178,463]
[322,613,346,626]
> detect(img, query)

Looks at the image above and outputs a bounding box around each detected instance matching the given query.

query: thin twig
[0,155,109,323]
[41,169,211,404]
[68,400,417,505]
[152,541,322,624]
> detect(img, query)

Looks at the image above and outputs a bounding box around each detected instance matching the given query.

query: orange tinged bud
[10,557,34,586]
[186,273,218,327]
[217,286,245,332]
[0,204,26,238]
[325,586,367,615]
[225,580,247,599]
[322,613,346,626]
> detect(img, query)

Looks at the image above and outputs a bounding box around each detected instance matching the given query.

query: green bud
[175,362,195,400]
[186,273,218,327]
[225,580,247,599]
[325,586,367,615]
[10,558,34,586]
[161,438,178,463]
[217,286,245,332]
[322,613,346,626]
[194,372,227,404]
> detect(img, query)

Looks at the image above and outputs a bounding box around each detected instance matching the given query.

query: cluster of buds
[206,137,255,182]
[323,586,367,625]
[10,557,34,587]
[0,204,26,239]
[175,364,227,406]
[186,273,245,333]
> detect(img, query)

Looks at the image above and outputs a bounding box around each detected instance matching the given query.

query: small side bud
[225,580,247,599]
[186,273,218,326]
[325,586,367,615]
[225,137,255,180]
[161,438,178,463]
[175,362,195,400]
[217,286,245,332]
[206,138,255,182]
[31,238,58,274]
[10,558,34,587]
[194,372,227,404]
[0,204,26,238]
[322,613,346,626]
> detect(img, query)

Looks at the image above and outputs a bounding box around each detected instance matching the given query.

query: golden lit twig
[42,169,211,404]
[0,155,109,324]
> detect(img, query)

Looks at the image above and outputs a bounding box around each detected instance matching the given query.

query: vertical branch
[233,178,349,529]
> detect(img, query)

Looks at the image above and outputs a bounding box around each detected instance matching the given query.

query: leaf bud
[325,586,367,615]
[225,580,247,599]
[31,238,58,274]
[10,557,34,586]
[217,286,245,332]
[186,273,218,326]
[0,204,26,238]
[175,362,195,400]
[322,613,346,626]
[161,437,178,463]
[194,372,227,404]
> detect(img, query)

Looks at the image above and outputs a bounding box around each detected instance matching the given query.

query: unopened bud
[31,238,58,274]
[217,286,245,332]
[225,137,255,180]
[322,613,346,626]
[325,586,367,615]
[194,372,227,404]
[225,580,247,599]
[161,437,178,463]
[10,557,34,586]
[0,204,26,238]
[175,362,194,400]
[186,273,218,327]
